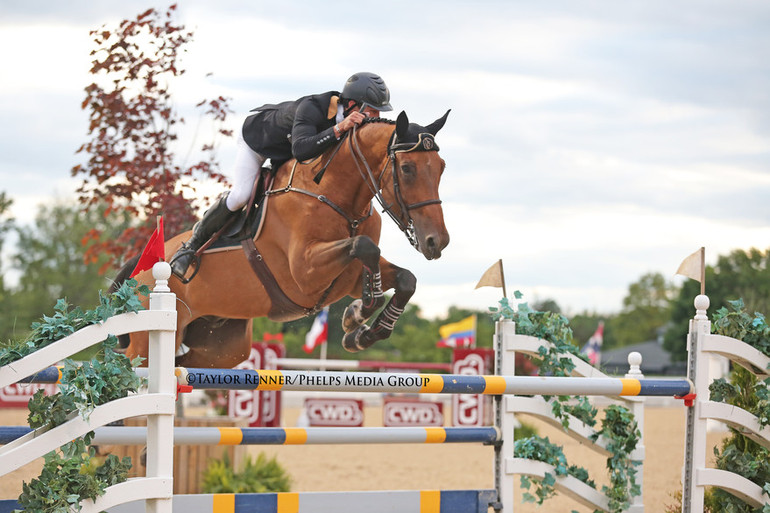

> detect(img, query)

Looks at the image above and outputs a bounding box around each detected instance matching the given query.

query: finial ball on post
[152,261,172,281]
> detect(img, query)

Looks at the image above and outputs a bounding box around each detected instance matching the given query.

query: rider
[170,72,393,279]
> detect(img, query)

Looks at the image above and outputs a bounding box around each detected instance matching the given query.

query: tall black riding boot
[170,195,235,280]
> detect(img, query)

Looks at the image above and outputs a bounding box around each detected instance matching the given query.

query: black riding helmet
[341,72,393,112]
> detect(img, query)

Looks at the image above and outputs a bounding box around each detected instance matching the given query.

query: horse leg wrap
[361,265,384,312]
[371,302,404,338]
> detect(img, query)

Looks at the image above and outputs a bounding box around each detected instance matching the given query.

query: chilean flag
[304,307,329,354]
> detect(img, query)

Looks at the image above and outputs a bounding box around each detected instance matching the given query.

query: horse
[115,110,451,368]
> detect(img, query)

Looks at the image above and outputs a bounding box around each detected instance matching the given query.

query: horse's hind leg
[342,259,416,352]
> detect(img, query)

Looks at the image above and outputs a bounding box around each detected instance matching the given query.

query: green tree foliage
[72,5,231,271]
[0,192,13,328]
[606,272,674,349]
[3,201,129,341]
[665,248,770,361]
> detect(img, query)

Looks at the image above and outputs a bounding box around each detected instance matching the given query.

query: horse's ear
[396,111,409,140]
[425,109,451,135]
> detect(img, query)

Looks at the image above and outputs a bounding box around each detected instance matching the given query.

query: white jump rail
[682,294,770,512]
[0,262,177,513]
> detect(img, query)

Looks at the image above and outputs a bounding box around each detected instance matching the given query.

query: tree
[604,272,675,350]
[5,201,130,341]
[72,5,232,272]
[665,248,770,361]
[0,192,14,341]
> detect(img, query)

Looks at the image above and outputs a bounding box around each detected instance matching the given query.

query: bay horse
[116,110,450,368]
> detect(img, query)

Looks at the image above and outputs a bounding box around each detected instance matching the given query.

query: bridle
[348,123,442,250]
[266,121,442,251]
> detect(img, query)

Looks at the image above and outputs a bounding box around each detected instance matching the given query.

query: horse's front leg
[341,236,387,333]
[342,257,416,353]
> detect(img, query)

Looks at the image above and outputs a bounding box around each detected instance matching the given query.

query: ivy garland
[490,292,640,513]
[708,299,770,513]
[0,279,149,513]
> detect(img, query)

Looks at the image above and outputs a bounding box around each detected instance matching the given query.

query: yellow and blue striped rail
[0,426,499,446]
[176,368,693,397]
[0,489,496,513]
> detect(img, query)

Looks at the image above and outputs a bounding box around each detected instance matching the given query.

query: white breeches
[226,130,266,212]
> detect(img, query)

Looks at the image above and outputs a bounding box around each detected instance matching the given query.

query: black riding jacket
[242,91,341,163]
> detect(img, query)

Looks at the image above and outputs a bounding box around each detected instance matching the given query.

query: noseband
[349,125,442,250]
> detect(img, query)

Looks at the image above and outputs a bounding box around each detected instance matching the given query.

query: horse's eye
[400,163,416,176]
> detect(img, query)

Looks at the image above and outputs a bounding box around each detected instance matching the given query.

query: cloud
[1,0,769,318]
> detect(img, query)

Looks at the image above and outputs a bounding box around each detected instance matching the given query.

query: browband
[390,133,439,153]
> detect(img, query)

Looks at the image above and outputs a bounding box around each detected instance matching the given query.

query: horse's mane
[360,117,396,127]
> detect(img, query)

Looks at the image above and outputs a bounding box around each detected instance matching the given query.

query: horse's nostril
[426,236,436,249]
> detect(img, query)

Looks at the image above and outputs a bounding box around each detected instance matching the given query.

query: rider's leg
[227,131,266,211]
[169,193,236,278]
[170,132,265,279]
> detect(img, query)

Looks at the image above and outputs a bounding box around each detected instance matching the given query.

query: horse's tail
[109,255,140,349]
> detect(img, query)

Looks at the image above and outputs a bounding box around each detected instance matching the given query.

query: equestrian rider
[170,72,393,279]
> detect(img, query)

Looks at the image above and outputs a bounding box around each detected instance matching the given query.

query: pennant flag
[130,217,165,278]
[304,307,329,354]
[580,321,604,366]
[262,332,284,343]
[437,315,476,348]
[475,259,507,298]
[676,247,705,295]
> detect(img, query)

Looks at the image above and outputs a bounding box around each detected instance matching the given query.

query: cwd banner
[451,348,494,427]
[304,398,364,427]
[0,382,58,408]
[383,397,443,427]
[227,341,285,427]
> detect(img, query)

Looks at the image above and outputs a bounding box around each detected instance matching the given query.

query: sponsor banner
[304,398,364,427]
[0,382,58,408]
[451,348,494,427]
[383,397,443,427]
[228,342,285,427]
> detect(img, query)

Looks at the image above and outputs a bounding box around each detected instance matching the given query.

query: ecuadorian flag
[437,315,476,348]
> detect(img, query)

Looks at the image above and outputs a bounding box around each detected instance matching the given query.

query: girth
[241,238,334,321]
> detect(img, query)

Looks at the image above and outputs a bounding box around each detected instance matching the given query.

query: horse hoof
[342,299,365,333]
[342,325,370,353]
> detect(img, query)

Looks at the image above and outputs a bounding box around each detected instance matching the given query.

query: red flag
[130,217,166,278]
[263,332,284,343]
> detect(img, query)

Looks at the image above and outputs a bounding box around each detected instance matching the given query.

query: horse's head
[378,110,451,260]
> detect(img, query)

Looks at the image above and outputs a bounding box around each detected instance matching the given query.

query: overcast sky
[1,1,769,319]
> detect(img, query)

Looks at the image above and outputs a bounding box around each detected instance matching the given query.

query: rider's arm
[291,98,338,162]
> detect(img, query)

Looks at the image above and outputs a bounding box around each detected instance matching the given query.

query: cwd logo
[452,351,487,427]
[228,346,261,425]
[383,399,443,426]
[0,383,57,407]
[305,398,364,427]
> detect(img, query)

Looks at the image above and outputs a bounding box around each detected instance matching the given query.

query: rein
[348,124,442,250]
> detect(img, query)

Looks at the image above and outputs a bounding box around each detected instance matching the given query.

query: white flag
[676,247,705,282]
[475,259,507,297]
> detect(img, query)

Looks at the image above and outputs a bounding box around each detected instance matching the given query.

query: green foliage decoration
[16,435,132,513]
[202,452,291,493]
[514,435,596,504]
[490,292,640,513]
[0,279,149,512]
[0,279,148,367]
[707,299,770,513]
